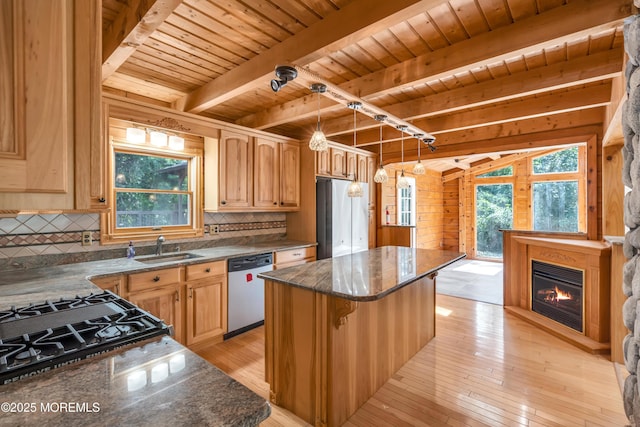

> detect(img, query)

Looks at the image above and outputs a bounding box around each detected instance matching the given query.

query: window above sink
[101,118,205,245]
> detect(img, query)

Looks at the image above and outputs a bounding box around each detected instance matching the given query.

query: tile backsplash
[0,212,286,270]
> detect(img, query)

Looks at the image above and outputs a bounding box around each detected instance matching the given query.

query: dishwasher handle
[228,253,273,272]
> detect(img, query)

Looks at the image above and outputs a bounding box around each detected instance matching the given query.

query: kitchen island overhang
[258,246,465,426]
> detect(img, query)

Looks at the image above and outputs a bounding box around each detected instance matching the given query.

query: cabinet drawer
[128,268,181,293]
[185,260,226,281]
[275,246,316,265]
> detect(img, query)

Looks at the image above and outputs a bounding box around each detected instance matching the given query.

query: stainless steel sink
[136,252,203,264]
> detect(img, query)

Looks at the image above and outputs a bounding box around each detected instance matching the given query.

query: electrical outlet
[212,224,220,235]
[81,231,93,246]
[204,224,210,234]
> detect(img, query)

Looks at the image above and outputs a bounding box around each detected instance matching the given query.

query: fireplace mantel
[502,230,611,354]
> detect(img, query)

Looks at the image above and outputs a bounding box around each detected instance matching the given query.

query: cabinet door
[316,149,330,176]
[279,142,300,208]
[357,154,367,183]
[91,275,124,297]
[254,137,279,208]
[219,130,253,208]
[0,0,71,199]
[367,155,376,209]
[129,284,183,344]
[186,276,227,346]
[368,208,376,248]
[331,147,346,177]
[346,151,357,180]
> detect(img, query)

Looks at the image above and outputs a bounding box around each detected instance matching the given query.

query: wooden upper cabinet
[346,151,357,180]
[316,148,330,176]
[254,138,280,208]
[357,154,367,183]
[0,0,103,210]
[331,147,347,178]
[279,142,300,208]
[367,155,376,209]
[254,138,300,209]
[219,130,253,208]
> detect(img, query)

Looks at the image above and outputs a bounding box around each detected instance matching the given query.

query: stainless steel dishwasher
[225,253,273,339]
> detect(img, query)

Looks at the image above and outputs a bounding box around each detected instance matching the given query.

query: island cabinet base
[264,276,436,427]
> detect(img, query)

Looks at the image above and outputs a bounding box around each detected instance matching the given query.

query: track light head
[270,65,298,92]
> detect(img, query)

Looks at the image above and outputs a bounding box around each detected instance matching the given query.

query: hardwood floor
[196,295,628,426]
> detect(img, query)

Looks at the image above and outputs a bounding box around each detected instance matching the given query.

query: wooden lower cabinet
[90,275,124,296]
[128,284,183,344]
[274,246,316,269]
[186,274,227,347]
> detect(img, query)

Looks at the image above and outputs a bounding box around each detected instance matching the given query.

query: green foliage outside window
[114,152,191,228]
[533,181,578,232]
[476,184,513,258]
[477,166,513,178]
[532,147,578,174]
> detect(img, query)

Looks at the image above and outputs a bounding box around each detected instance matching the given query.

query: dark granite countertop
[258,246,465,301]
[0,240,315,310]
[0,336,270,426]
[0,240,314,425]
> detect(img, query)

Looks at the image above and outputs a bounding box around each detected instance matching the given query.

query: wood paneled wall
[442,178,459,251]
[380,164,444,249]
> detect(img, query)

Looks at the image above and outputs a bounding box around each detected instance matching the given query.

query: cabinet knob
[221,200,227,205]
[280,201,284,205]
[152,276,160,282]
[98,197,106,203]
[273,202,277,205]
[205,268,211,273]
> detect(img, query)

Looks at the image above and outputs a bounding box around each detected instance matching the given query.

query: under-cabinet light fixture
[126,127,146,144]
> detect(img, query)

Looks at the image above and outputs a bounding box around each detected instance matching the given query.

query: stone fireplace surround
[502,230,611,353]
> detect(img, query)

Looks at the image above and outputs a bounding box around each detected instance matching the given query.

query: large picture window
[531,147,582,233]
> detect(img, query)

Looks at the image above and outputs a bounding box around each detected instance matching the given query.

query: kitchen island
[259,246,464,427]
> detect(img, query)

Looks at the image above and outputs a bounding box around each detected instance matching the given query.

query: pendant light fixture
[347,101,363,198]
[373,114,389,183]
[309,83,328,151]
[412,133,426,175]
[396,125,410,189]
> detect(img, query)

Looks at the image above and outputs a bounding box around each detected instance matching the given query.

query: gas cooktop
[0,291,172,385]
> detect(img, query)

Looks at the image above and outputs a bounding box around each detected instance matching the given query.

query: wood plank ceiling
[101,0,631,173]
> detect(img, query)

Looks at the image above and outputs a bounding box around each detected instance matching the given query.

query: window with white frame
[396,176,416,226]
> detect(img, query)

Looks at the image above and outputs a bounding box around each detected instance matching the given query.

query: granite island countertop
[259,246,465,301]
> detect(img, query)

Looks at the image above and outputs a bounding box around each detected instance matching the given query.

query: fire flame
[553,286,572,300]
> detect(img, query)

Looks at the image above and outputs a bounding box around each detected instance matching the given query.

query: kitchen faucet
[156,235,165,256]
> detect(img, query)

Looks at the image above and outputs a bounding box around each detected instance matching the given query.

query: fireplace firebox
[531,260,583,332]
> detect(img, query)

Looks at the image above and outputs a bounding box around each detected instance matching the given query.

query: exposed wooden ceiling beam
[177,0,447,113]
[237,0,628,130]
[380,109,603,162]
[350,82,613,146]
[102,0,182,81]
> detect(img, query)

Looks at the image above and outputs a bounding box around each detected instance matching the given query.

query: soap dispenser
[126,241,135,259]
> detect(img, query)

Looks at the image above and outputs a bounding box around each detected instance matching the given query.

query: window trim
[101,129,204,245]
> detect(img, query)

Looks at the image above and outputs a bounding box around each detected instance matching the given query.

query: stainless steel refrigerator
[316,177,369,259]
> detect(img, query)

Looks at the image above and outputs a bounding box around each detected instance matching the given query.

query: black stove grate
[0,291,172,385]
